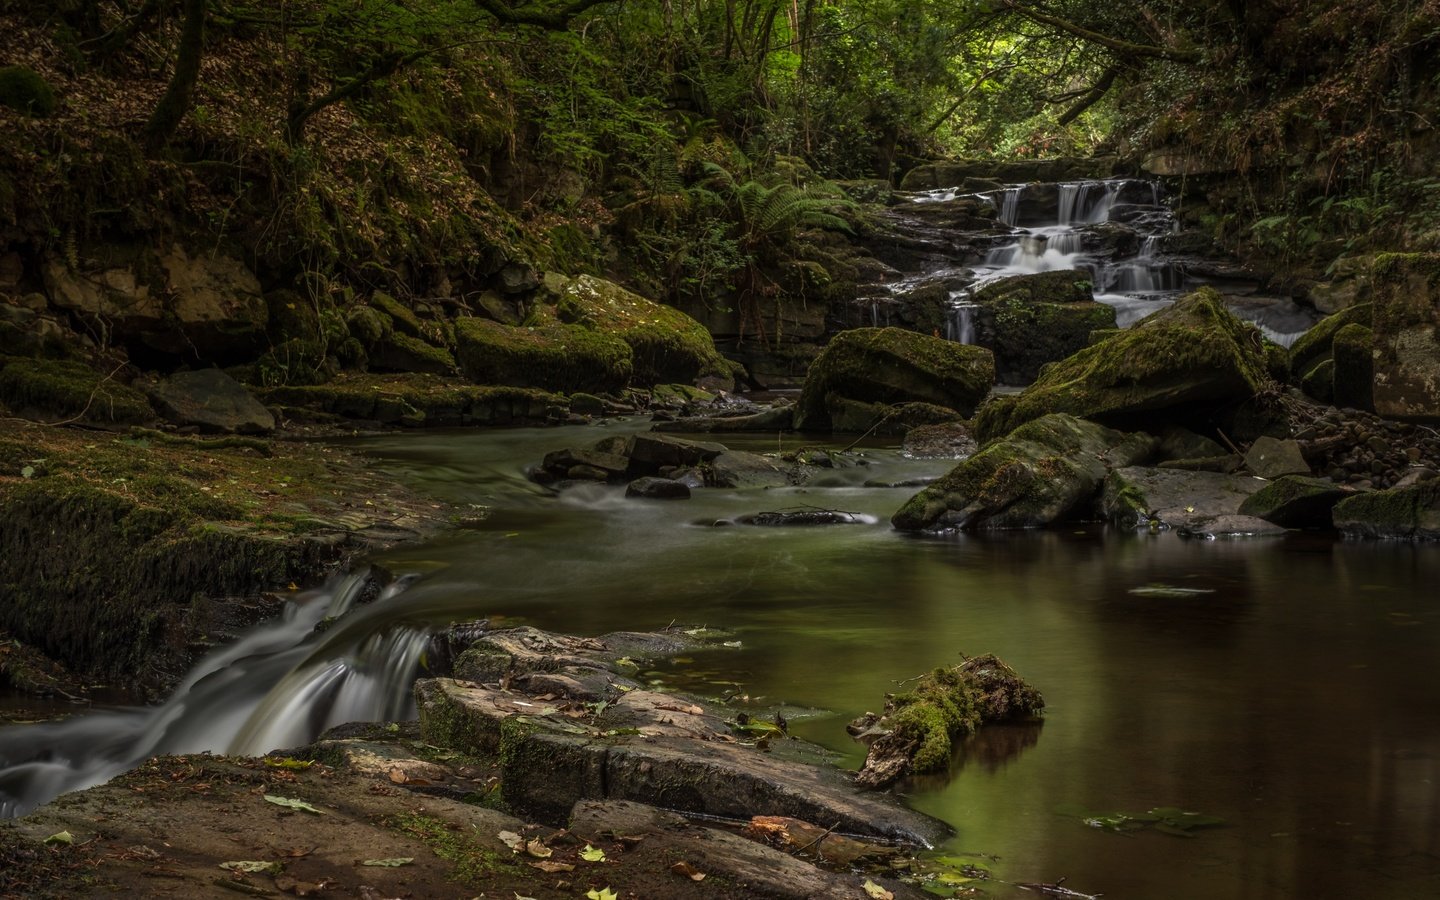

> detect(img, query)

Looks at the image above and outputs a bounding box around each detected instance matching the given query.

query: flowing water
[4,421,1437,899]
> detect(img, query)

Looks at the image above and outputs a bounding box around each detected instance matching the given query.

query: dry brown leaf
[529,860,575,873]
[671,861,706,882]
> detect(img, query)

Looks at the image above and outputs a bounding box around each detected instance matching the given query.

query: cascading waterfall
[945,298,978,344]
[0,572,438,818]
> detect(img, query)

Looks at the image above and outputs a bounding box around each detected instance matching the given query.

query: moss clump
[553,275,731,386]
[261,373,562,426]
[255,339,336,387]
[371,332,457,375]
[1331,322,1374,411]
[1289,302,1373,379]
[369,291,424,338]
[454,316,634,394]
[855,654,1044,788]
[388,812,520,885]
[1300,357,1335,403]
[795,327,995,431]
[0,357,152,424]
[0,66,57,117]
[973,289,1275,443]
[1333,481,1440,540]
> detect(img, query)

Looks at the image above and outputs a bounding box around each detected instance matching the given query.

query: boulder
[1331,323,1374,411]
[148,369,275,434]
[629,433,726,467]
[0,357,152,425]
[1369,253,1440,419]
[735,510,868,526]
[1333,481,1440,540]
[1100,466,1266,529]
[973,289,1277,443]
[824,397,962,435]
[625,476,691,500]
[368,332,456,375]
[969,270,1115,384]
[1238,475,1355,528]
[795,327,994,432]
[154,245,269,360]
[902,422,977,459]
[1244,436,1310,479]
[42,253,163,331]
[1154,426,1227,462]
[893,413,1155,531]
[707,450,791,488]
[454,316,634,393]
[1289,302,1373,386]
[653,404,795,433]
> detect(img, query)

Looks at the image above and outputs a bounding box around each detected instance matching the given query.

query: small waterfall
[0,572,440,818]
[997,187,1020,226]
[945,300,978,344]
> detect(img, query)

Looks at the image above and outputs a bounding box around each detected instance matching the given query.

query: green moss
[1289,302,1373,378]
[262,373,561,426]
[1300,357,1335,402]
[972,289,1274,443]
[256,339,336,387]
[388,812,520,885]
[370,291,424,338]
[0,66,57,117]
[454,316,634,394]
[265,290,323,344]
[346,305,391,346]
[374,331,457,375]
[0,357,152,424]
[1331,323,1374,410]
[1334,481,1440,539]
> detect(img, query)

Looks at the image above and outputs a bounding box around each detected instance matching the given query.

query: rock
[42,253,163,331]
[902,422,977,459]
[1331,321,1375,411]
[893,413,1155,531]
[626,476,691,500]
[973,289,1276,443]
[368,332,456,375]
[968,270,1117,383]
[455,316,634,394]
[148,369,275,434]
[1289,302,1373,387]
[629,433,727,467]
[1100,466,1266,529]
[1238,475,1355,528]
[154,245,269,361]
[541,445,631,478]
[795,327,994,431]
[707,450,791,488]
[0,357,152,425]
[1178,514,1288,539]
[1141,147,1232,176]
[1333,481,1440,540]
[653,404,795,433]
[824,396,962,435]
[1244,436,1310,478]
[734,510,868,526]
[1154,426,1227,462]
[1156,454,1243,473]
[570,800,926,900]
[1306,255,1375,314]
[1301,357,1336,403]
[0,65,57,117]
[1369,253,1440,419]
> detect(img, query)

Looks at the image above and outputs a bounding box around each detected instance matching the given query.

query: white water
[0,572,436,817]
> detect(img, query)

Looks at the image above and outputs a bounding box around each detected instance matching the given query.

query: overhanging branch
[996,0,1201,63]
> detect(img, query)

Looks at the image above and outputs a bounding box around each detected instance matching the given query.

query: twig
[0,361,130,428]
[838,403,905,453]
[1215,427,1243,456]
[790,821,840,858]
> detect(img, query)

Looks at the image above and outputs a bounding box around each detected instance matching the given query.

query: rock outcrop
[1369,253,1440,420]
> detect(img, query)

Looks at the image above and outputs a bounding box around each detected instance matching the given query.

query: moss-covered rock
[1333,480,1440,540]
[1100,465,1266,530]
[972,289,1277,444]
[1301,357,1335,403]
[552,275,732,387]
[369,291,424,338]
[1331,322,1374,411]
[968,271,1116,384]
[1238,475,1355,528]
[370,331,457,375]
[0,357,152,424]
[892,413,1155,531]
[454,316,634,394]
[1368,253,1440,419]
[261,373,562,427]
[795,327,994,432]
[0,66,57,117]
[1289,302,1373,381]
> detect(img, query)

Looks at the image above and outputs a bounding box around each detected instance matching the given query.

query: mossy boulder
[1331,323,1374,411]
[1368,253,1440,419]
[369,291,425,338]
[1238,475,1355,528]
[454,316,634,394]
[972,289,1277,444]
[0,66,57,117]
[969,271,1115,384]
[370,331,457,375]
[1289,302,1373,385]
[0,356,152,424]
[1333,480,1440,540]
[795,327,994,432]
[892,413,1155,531]
[551,275,732,387]
[261,374,562,427]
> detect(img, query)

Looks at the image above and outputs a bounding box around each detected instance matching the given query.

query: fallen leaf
[579,844,607,862]
[671,861,706,881]
[361,858,415,867]
[264,795,325,815]
[524,838,552,859]
[585,889,618,900]
[862,878,894,899]
[219,860,280,874]
[529,860,575,873]
[388,769,408,784]
[43,831,73,845]
[498,830,525,851]
[264,757,314,770]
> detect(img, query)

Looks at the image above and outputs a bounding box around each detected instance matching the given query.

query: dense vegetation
[1,0,1438,376]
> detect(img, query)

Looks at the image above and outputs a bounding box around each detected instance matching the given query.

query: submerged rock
[1177,514,1288,539]
[893,413,1154,531]
[902,421,978,459]
[973,289,1278,443]
[794,327,994,432]
[625,476,691,500]
[734,509,868,526]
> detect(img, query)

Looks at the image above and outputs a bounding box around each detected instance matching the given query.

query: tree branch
[471,0,614,29]
[996,0,1201,63]
[1055,65,1118,125]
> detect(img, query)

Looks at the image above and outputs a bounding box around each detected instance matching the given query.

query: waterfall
[945,301,977,344]
[0,572,440,818]
[997,187,1020,226]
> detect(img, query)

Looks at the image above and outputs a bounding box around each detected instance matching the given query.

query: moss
[972,289,1275,443]
[262,373,561,426]
[372,331,457,375]
[454,315,634,394]
[0,66,57,118]
[346,305,391,346]
[1331,323,1374,410]
[0,357,152,424]
[1334,481,1440,540]
[1300,357,1335,402]
[369,291,424,338]
[256,339,336,387]
[388,812,520,885]
[265,290,323,344]
[1288,302,1372,378]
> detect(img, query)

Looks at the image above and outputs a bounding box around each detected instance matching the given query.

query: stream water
[3,421,1437,899]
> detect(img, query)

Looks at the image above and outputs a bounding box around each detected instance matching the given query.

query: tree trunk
[142,0,208,152]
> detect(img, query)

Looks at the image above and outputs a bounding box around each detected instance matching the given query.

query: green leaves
[1065,804,1227,837]
[579,844,607,862]
[263,794,325,815]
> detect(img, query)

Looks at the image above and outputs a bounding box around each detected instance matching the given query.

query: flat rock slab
[417,676,950,848]
[148,368,275,434]
[570,799,928,900]
[1244,436,1310,479]
[1178,514,1289,539]
[653,405,796,433]
[1102,466,1267,529]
